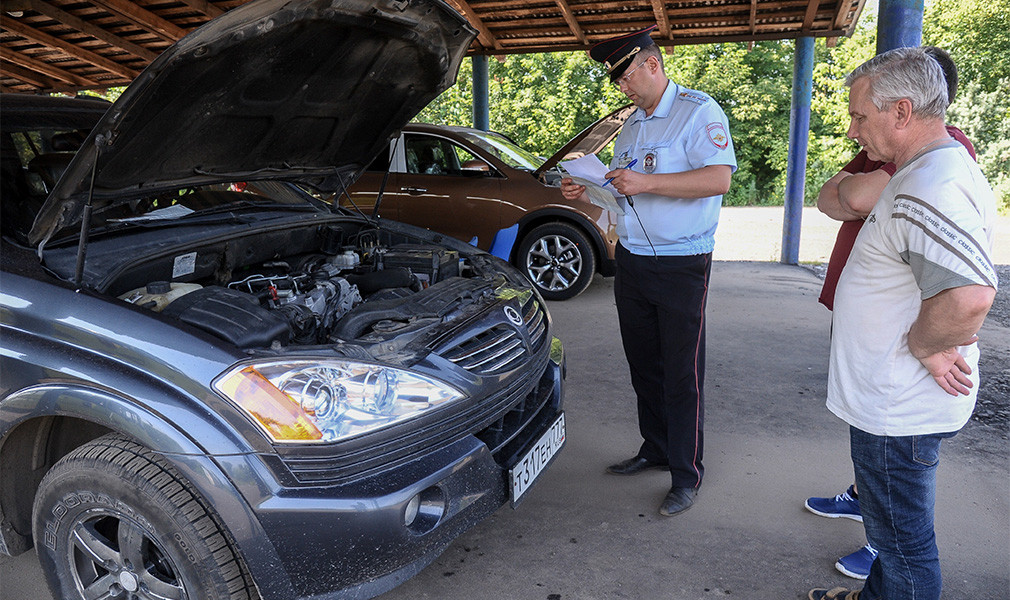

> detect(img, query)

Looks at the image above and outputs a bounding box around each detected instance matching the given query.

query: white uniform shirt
[610,81,737,256]
[827,142,999,436]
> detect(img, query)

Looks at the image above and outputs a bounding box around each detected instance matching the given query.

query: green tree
[417,52,624,158]
[408,0,1010,210]
[807,8,878,200]
[924,0,1010,212]
[923,0,1010,92]
[948,79,1010,213]
[663,42,793,205]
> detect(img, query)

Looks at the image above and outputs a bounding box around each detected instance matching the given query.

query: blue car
[0,1,565,599]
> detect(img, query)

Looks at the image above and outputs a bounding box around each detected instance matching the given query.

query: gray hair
[845,47,949,118]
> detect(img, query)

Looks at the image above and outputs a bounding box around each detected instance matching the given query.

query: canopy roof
[1,0,867,94]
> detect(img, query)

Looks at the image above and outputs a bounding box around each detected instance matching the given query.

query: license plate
[510,413,565,506]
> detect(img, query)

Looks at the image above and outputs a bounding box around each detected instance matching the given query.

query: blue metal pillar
[877,0,924,53]
[472,55,489,131]
[781,36,815,265]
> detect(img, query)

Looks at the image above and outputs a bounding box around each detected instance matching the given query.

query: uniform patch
[706,122,728,150]
[678,91,708,105]
[643,152,656,173]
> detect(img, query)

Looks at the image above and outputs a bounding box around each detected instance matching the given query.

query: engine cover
[162,286,290,347]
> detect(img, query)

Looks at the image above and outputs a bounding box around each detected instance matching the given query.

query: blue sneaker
[835,544,878,580]
[804,485,862,522]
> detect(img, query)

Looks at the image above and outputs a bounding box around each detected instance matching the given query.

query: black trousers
[614,243,711,489]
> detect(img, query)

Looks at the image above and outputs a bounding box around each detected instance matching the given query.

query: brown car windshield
[454,130,544,172]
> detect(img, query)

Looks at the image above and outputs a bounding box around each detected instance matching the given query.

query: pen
[602,158,637,188]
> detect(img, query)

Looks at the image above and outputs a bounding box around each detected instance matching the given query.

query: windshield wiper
[180,199,314,217]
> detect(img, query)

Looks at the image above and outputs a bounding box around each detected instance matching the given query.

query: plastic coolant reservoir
[329,250,360,270]
[119,281,203,312]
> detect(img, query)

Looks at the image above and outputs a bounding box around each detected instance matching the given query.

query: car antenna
[73,134,104,290]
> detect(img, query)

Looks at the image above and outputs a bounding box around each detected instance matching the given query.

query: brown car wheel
[32,433,259,600]
[517,222,596,301]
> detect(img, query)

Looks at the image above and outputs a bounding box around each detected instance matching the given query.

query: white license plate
[510,413,565,506]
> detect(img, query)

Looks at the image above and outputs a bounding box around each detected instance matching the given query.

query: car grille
[440,295,547,375]
[474,364,556,465]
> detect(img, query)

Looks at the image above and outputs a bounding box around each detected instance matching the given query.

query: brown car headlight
[214,360,465,443]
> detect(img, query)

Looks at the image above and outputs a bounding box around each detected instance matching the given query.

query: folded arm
[817,169,891,221]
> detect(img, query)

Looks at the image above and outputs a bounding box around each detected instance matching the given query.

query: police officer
[561,25,736,516]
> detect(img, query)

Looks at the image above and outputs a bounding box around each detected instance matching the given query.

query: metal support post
[877,0,924,53]
[472,55,489,131]
[781,36,814,265]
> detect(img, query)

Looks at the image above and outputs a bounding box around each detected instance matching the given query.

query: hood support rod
[73,138,102,291]
[372,134,402,218]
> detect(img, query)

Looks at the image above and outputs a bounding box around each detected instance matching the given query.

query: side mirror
[461,159,491,173]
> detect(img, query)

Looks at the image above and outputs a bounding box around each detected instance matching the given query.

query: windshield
[102,181,318,222]
[2,104,322,244]
[454,130,544,171]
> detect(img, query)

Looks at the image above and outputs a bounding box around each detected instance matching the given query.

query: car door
[389,133,505,250]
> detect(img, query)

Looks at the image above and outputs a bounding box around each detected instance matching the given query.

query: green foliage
[923,0,1010,213]
[412,0,1008,210]
[664,42,794,206]
[417,52,625,158]
[923,0,1010,92]
[948,79,1010,214]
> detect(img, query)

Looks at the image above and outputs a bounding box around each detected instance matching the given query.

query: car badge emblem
[504,306,523,326]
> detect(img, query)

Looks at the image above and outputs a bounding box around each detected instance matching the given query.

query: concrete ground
[3,207,1008,599]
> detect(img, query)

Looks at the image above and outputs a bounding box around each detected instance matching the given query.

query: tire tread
[42,434,259,600]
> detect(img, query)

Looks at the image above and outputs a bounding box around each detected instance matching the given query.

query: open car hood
[30,0,475,246]
[533,104,635,179]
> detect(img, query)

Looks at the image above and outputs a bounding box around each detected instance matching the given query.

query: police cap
[589,25,658,82]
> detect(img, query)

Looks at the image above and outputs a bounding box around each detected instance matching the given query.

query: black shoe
[605,456,668,475]
[659,486,698,516]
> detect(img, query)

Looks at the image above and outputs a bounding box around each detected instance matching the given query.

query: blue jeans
[850,427,956,600]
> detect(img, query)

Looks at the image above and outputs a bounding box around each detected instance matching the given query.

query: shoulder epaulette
[677,91,709,105]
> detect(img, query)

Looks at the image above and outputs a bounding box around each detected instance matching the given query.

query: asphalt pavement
[3,208,1008,599]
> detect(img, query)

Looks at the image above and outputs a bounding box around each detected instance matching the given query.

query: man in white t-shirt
[807,47,998,600]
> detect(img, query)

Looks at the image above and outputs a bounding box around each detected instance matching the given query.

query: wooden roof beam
[0,60,59,89]
[466,26,849,56]
[0,47,101,86]
[802,0,821,31]
[748,0,758,49]
[649,0,672,39]
[554,0,588,45]
[2,18,141,79]
[832,0,867,35]
[22,0,160,62]
[446,0,501,51]
[176,0,224,19]
[89,0,187,44]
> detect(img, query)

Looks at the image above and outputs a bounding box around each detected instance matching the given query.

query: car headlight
[213,360,465,443]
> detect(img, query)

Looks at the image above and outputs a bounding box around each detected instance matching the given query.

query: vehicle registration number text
[510,413,565,506]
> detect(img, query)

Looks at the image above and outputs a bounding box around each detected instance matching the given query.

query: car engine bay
[107,231,507,352]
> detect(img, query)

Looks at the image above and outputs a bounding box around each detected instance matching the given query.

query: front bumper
[216,343,565,600]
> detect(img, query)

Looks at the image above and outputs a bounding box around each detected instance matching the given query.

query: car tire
[32,433,259,600]
[516,222,596,301]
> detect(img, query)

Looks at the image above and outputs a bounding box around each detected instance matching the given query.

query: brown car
[343,106,633,300]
